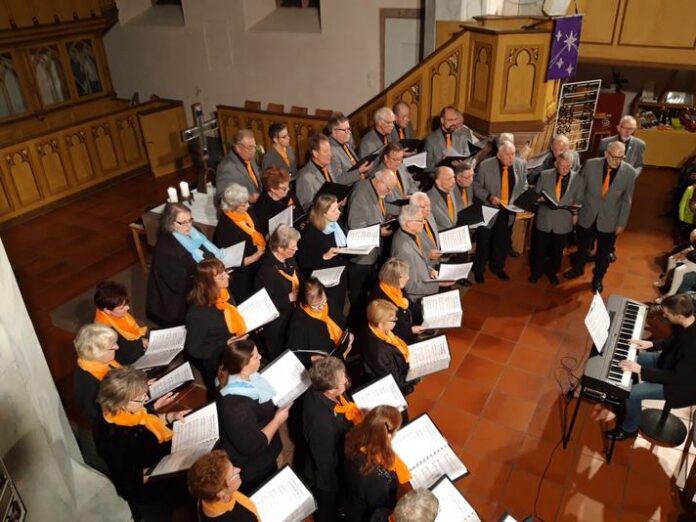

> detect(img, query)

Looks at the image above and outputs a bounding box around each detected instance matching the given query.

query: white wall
[104,0,420,121]
[0,239,130,521]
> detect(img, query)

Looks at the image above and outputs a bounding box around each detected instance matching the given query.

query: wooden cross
[181,102,219,194]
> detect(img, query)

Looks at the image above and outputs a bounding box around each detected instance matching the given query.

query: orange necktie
[382,134,388,145]
[445,132,452,149]
[321,167,331,182]
[395,172,404,196]
[378,197,385,216]
[461,188,469,207]
[277,147,290,167]
[424,220,436,245]
[501,166,510,205]
[555,175,563,200]
[414,234,423,252]
[398,127,405,140]
[446,193,455,221]
[244,161,259,189]
[602,167,611,197]
[343,144,357,164]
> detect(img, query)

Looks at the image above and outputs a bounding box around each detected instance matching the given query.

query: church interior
[2,0,696,520]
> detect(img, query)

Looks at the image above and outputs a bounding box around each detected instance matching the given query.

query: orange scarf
[277,267,300,295]
[201,492,260,520]
[77,358,122,380]
[361,447,412,484]
[103,408,173,443]
[225,210,266,250]
[275,146,290,167]
[379,282,408,309]
[300,303,342,345]
[369,325,410,362]
[334,394,364,425]
[94,309,147,341]
[215,288,247,335]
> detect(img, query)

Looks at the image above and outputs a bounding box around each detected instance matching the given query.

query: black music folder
[399,138,423,151]
[315,181,352,202]
[510,187,538,212]
[457,203,484,227]
[348,147,385,172]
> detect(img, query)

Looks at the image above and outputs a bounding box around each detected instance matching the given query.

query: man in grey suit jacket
[358,107,395,157]
[327,113,372,186]
[424,106,474,168]
[410,192,443,267]
[390,101,415,142]
[427,166,464,230]
[454,161,476,209]
[472,141,528,282]
[346,169,399,321]
[564,141,637,292]
[527,134,582,184]
[216,129,262,203]
[380,142,418,214]
[599,115,645,177]
[530,151,584,284]
[296,134,335,210]
[391,204,442,298]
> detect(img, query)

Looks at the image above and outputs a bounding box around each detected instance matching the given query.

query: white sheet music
[501,202,524,213]
[469,206,500,229]
[311,266,345,288]
[352,375,407,412]
[150,440,217,477]
[261,351,311,408]
[403,151,427,168]
[585,292,610,353]
[432,477,481,522]
[336,224,380,255]
[438,226,472,254]
[268,206,294,235]
[238,289,280,332]
[432,263,472,282]
[133,325,187,369]
[221,241,246,268]
[421,290,463,329]
[392,414,468,489]
[541,189,559,209]
[406,335,451,381]
[251,466,317,522]
[148,362,194,400]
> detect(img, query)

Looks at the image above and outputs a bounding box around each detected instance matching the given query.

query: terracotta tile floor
[3,166,696,520]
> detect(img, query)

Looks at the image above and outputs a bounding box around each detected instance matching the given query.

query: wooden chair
[267,102,284,113]
[290,105,308,115]
[314,108,333,118]
[244,100,261,110]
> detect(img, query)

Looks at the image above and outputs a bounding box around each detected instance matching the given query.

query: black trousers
[531,229,568,278]
[573,223,617,284]
[348,263,377,325]
[474,212,513,274]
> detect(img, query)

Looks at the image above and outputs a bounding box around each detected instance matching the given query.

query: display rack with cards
[133,325,187,369]
[260,350,311,408]
[250,465,317,522]
[351,374,408,412]
[406,335,451,381]
[431,476,481,522]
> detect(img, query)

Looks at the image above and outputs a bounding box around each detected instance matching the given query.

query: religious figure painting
[31,46,68,107]
[67,40,102,97]
[0,54,26,118]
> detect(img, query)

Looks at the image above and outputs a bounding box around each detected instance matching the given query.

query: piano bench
[639,402,688,447]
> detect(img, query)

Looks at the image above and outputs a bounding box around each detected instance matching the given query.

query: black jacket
[369,284,419,344]
[286,304,347,367]
[114,332,145,366]
[185,303,232,391]
[74,368,101,425]
[253,191,302,236]
[361,328,413,395]
[342,452,397,522]
[146,232,197,327]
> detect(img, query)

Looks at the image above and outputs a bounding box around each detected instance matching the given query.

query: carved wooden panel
[501,47,539,114]
[4,149,41,206]
[429,50,460,121]
[36,138,69,194]
[470,42,492,110]
[220,114,242,152]
[0,177,12,215]
[246,117,265,151]
[116,115,143,165]
[91,122,119,175]
[619,0,696,48]
[65,130,95,183]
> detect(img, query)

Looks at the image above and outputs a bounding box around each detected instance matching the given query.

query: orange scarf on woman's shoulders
[201,491,261,520]
[360,446,412,484]
[379,282,408,310]
[333,394,363,425]
[300,303,342,345]
[77,358,122,381]
[95,309,147,341]
[368,325,410,362]
[225,210,266,250]
[215,288,247,335]
[103,408,173,443]
[277,268,300,295]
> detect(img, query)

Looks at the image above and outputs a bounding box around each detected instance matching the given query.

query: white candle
[167,187,178,203]
[179,181,190,198]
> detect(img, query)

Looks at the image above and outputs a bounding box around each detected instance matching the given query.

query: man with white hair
[600,115,645,178]
[391,101,414,142]
[358,107,395,157]
[216,129,262,203]
[423,106,475,168]
[472,140,528,283]
[409,191,442,266]
[427,166,463,230]
[528,134,582,184]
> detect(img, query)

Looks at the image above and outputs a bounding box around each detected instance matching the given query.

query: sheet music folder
[430,476,482,522]
[348,146,384,172]
[509,187,538,212]
[315,181,352,202]
[457,203,484,227]
[399,138,423,150]
[250,465,317,522]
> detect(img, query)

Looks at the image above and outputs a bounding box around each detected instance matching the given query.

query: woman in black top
[188,450,261,521]
[253,166,302,235]
[370,257,424,344]
[185,259,247,393]
[214,183,265,303]
[254,224,304,360]
[286,278,351,368]
[296,193,349,310]
[217,340,290,494]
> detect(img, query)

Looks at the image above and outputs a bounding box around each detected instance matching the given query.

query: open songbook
[421,289,463,329]
[237,289,280,333]
[351,374,408,412]
[430,262,472,283]
[406,335,451,381]
[392,414,469,489]
[260,350,311,408]
[540,189,581,211]
[221,241,245,269]
[148,362,194,401]
[431,476,481,522]
[501,188,538,213]
[133,325,186,370]
[150,403,219,477]
[311,266,345,288]
[336,224,380,255]
[438,226,472,254]
[250,465,317,522]
[268,206,294,235]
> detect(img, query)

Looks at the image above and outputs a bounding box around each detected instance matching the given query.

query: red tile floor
[2,166,694,521]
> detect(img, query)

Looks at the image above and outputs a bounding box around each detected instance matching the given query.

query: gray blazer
[391,229,438,298]
[527,149,581,180]
[420,214,440,267]
[473,156,528,227]
[347,179,385,265]
[381,162,417,215]
[262,146,297,176]
[424,127,473,168]
[577,158,636,232]
[329,137,362,186]
[456,185,475,209]
[216,151,262,200]
[296,161,334,211]
[358,128,389,157]
[534,168,584,234]
[427,185,464,230]
[390,123,414,142]
[599,135,645,177]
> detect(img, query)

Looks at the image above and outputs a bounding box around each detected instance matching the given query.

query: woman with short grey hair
[393,488,439,522]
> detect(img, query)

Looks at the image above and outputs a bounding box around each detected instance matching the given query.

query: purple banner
[546,15,583,81]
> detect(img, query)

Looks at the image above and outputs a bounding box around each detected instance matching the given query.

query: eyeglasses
[309,299,327,310]
[277,134,290,139]
[214,272,230,279]
[275,184,290,192]
[239,143,256,150]
[335,127,352,133]
[129,393,148,405]
[608,153,625,160]
[176,218,194,225]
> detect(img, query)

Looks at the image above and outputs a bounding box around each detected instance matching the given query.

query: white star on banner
[556,30,563,42]
[566,64,574,75]
[557,57,564,69]
[564,30,578,52]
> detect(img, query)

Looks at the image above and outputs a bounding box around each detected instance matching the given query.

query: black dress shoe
[493,271,510,281]
[547,274,560,285]
[609,251,617,263]
[604,427,638,441]
[592,280,603,293]
[528,275,539,283]
[563,269,582,280]
[474,273,484,284]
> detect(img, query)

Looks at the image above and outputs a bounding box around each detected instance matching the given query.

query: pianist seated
[607,294,696,440]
